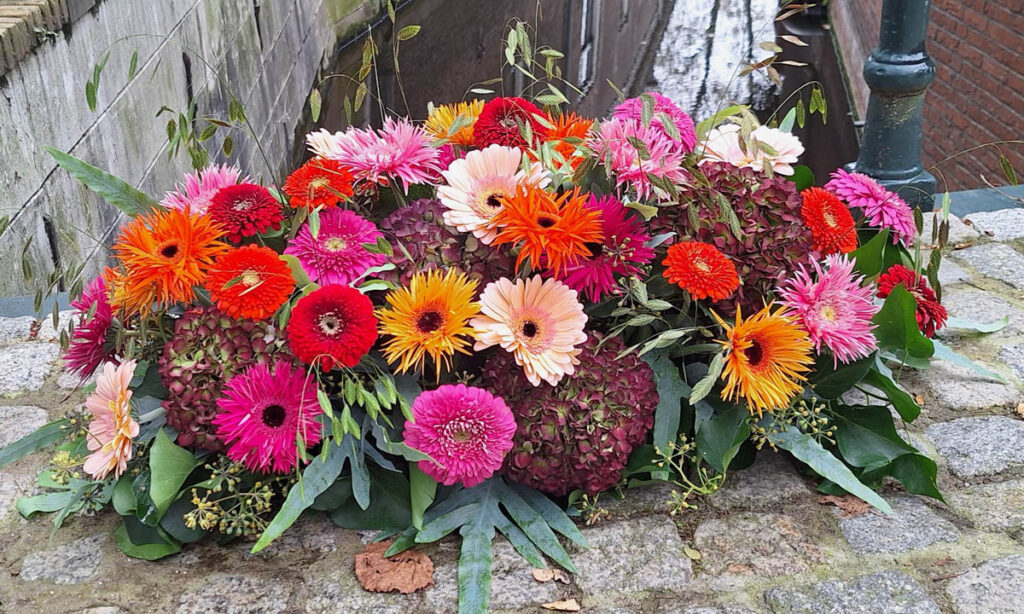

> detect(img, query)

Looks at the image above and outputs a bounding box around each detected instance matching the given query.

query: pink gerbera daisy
[213,361,323,474]
[284,208,387,286]
[587,118,689,200]
[64,275,116,380]
[778,254,879,366]
[160,164,245,214]
[402,384,517,487]
[471,276,588,387]
[825,169,916,245]
[83,359,138,480]
[553,195,655,302]
[437,144,549,244]
[306,118,442,193]
[612,92,697,153]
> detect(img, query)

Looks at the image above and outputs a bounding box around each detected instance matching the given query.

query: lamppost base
[844,162,937,212]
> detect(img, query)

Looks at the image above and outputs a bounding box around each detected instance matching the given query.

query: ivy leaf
[808,353,874,399]
[863,361,920,422]
[149,429,200,517]
[871,285,934,360]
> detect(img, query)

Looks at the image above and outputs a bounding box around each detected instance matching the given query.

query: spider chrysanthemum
[825,169,916,245]
[160,164,245,214]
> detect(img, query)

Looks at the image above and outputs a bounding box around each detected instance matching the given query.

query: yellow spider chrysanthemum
[425,100,484,147]
[713,303,814,416]
[378,268,480,378]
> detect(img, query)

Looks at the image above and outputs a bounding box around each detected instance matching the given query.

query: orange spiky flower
[713,303,814,416]
[110,207,229,316]
[546,112,594,171]
[492,186,603,276]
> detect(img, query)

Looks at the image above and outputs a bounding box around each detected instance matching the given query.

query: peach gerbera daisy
[425,99,484,146]
[437,144,550,244]
[471,276,588,387]
[83,360,139,480]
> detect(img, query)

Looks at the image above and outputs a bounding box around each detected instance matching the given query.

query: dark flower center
[744,339,764,366]
[537,216,557,229]
[585,242,604,258]
[160,243,180,259]
[486,194,504,209]
[417,310,443,333]
[318,313,343,336]
[521,320,538,338]
[262,404,286,428]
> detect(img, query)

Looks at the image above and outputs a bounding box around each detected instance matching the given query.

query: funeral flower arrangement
[0,19,975,614]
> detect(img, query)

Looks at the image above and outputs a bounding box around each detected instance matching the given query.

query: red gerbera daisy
[473,97,549,150]
[207,183,285,243]
[286,284,378,371]
[282,158,355,210]
[801,187,857,255]
[876,264,947,337]
[207,245,296,320]
[663,241,740,301]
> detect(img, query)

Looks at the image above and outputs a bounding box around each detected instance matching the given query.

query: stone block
[0,404,47,448]
[963,208,1024,242]
[176,574,292,614]
[706,452,812,510]
[937,288,1024,338]
[0,342,59,394]
[0,315,35,344]
[998,343,1024,381]
[953,242,1024,289]
[946,479,1024,530]
[901,360,1020,414]
[946,555,1024,614]
[835,495,959,554]
[925,416,1024,478]
[765,571,940,614]
[20,533,105,584]
[921,212,979,246]
[694,513,827,577]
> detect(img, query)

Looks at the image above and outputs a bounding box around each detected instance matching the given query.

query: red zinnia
[207,245,296,320]
[473,97,549,150]
[207,183,285,243]
[876,264,947,337]
[663,241,740,301]
[282,158,355,210]
[286,284,378,371]
[801,187,857,255]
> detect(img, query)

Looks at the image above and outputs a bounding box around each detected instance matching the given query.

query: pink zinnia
[825,169,916,246]
[778,254,879,366]
[587,117,689,200]
[402,384,516,487]
[554,195,655,302]
[64,275,116,380]
[284,208,387,286]
[306,118,442,193]
[214,361,323,474]
[612,92,696,153]
[83,359,138,480]
[160,164,245,214]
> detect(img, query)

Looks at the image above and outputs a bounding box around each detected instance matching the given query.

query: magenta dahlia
[553,195,655,302]
[611,92,696,153]
[825,169,916,245]
[403,384,517,487]
[778,254,879,365]
[286,284,378,371]
[64,275,116,380]
[284,208,387,286]
[214,360,323,474]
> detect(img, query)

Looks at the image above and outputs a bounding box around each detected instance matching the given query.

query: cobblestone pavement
[1,208,1023,613]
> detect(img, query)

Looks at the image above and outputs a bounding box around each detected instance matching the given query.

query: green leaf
[779,107,796,132]
[872,285,934,360]
[889,453,942,500]
[932,339,1004,382]
[645,352,689,454]
[85,79,97,111]
[0,419,68,469]
[46,147,161,217]
[851,229,890,277]
[114,521,181,560]
[280,254,314,288]
[689,353,724,405]
[112,474,136,515]
[808,353,874,399]
[458,520,494,614]
[16,490,79,518]
[397,25,421,40]
[330,468,411,532]
[831,405,916,467]
[497,486,576,572]
[694,402,750,473]
[309,89,322,122]
[766,424,892,514]
[128,50,139,80]
[410,464,436,530]
[790,165,814,191]
[507,482,587,547]
[149,429,200,517]
[944,316,1008,334]
[863,363,920,422]
[251,440,347,553]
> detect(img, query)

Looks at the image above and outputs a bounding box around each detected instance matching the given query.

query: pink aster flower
[284,207,388,286]
[699,124,804,175]
[402,384,516,487]
[214,361,323,474]
[553,195,655,302]
[64,275,116,380]
[825,169,916,246]
[778,254,880,366]
[612,92,697,153]
[83,359,138,480]
[306,118,442,193]
[587,118,689,200]
[160,164,245,215]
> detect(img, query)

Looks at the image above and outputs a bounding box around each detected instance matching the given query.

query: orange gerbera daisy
[800,187,858,255]
[111,207,228,316]
[207,245,296,320]
[492,186,603,276]
[282,158,355,210]
[425,99,484,147]
[713,303,814,416]
[378,269,480,378]
[546,112,594,171]
[662,241,740,301]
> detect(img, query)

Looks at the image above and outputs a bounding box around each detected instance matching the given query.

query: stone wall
[831,1,1024,192]
[0,0,381,300]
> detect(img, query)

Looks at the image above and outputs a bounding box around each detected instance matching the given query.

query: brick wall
[832,0,1024,192]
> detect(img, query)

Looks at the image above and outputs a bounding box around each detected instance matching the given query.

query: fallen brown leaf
[818,494,876,518]
[354,540,434,594]
[532,568,570,584]
[541,598,581,612]
[1014,402,1024,418]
